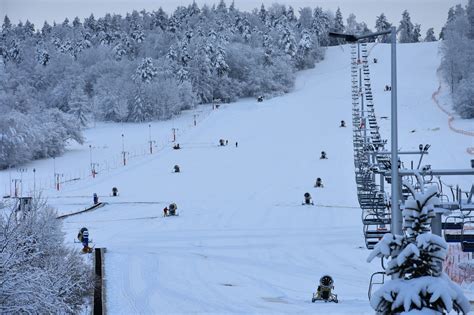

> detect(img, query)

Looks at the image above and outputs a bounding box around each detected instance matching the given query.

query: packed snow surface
[2,42,473,314]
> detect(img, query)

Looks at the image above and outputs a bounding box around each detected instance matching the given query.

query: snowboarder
[174,165,180,173]
[340,120,346,127]
[312,275,338,303]
[303,192,314,205]
[77,227,93,253]
[257,95,264,102]
[93,193,99,205]
[173,143,181,150]
[320,151,327,159]
[168,203,178,216]
[112,187,118,197]
[314,178,324,188]
[163,207,168,217]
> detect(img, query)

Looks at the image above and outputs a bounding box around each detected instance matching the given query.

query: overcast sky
[1,0,468,35]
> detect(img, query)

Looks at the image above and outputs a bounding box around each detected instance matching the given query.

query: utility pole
[148,124,154,154]
[89,144,94,176]
[172,128,178,142]
[33,168,36,198]
[122,133,127,166]
[12,179,20,197]
[18,168,27,197]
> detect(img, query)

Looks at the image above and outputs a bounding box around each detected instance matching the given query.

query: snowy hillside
[1,41,473,314]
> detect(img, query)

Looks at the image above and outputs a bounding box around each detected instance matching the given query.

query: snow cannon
[303,192,313,205]
[314,178,323,188]
[312,275,338,303]
[168,203,178,216]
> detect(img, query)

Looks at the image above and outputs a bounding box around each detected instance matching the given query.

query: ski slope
[2,42,473,314]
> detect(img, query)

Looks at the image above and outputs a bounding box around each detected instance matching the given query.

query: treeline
[439,1,474,119]
[0,1,335,168]
[0,1,438,168]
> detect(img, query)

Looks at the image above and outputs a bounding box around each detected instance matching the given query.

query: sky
[0,0,468,35]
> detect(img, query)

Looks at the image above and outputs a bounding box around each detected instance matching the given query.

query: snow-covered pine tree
[398,10,415,43]
[367,182,470,314]
[295,29,313,69]
[424,28,437,42]
[413,24,421,43]
[375,13,392,43]
[133,57,157,83]
[312,7,330,47]
[68,85,90,127]
[331,7,345,45]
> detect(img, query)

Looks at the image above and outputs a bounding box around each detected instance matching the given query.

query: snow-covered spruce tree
[68,85,90,127]
[0,199,93,313]
[375,13,392,43]
[424,28,437,42]
[398,10,413,43]
[367,184,470,314]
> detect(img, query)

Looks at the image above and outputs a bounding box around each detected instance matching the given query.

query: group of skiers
[219,139,238,147]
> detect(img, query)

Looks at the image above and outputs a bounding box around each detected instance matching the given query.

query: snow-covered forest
[0,1,334,169]
[0,199,92,313]
[439,0,474,119]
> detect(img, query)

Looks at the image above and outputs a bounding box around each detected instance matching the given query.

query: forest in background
[0,0,451,169]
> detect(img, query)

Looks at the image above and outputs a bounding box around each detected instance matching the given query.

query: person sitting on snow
[173,143,181,150]
[174,165,180,173]
[320,151,327,159]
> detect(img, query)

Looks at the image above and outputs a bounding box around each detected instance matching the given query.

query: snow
[1,41,473,314]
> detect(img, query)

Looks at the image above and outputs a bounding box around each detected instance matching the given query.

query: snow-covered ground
[1,42,473,314]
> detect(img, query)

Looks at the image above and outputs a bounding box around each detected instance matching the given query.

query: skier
[174,165,180,173]
[303,192,314,205]
[314,178,324,188]
[340,120,346,127]
[312,275,338,303]
[320,151,327,159]
[235,142,238,148]
[219,139,225,146]
[373,58,377,63]
[225,140,228,146]
[77,227,93,253]
[163,206,168,217]
[257,95,264,102]
[112,187,118,197]
[93,193,99,205]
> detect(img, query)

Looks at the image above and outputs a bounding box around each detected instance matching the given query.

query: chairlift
[461,219,474,252]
